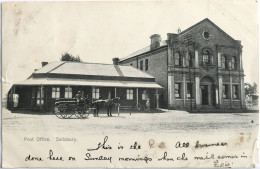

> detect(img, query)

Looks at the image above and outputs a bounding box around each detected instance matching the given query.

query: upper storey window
[202,50,213,65]
[222,55,227,69]
[140,60,143,70]
[145,59,148,71]
[186,52,193,67]
[231,56,237,70]
[175,53,181,66]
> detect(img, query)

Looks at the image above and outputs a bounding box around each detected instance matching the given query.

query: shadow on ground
[9,108,168,115]
[188,109,259,113]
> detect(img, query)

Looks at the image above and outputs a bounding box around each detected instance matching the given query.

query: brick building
[7,60,162,111]
[118,18,245,110]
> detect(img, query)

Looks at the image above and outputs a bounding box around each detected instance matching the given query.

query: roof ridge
[119,45,167,62]
[63,61,134,67]
[121,40,167,60]
[47,61,66,73]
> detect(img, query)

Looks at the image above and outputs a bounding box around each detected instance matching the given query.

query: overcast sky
[2,0,259,88]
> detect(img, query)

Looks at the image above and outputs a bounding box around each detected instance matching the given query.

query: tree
[60,52,82,62]
[244,82,257,96]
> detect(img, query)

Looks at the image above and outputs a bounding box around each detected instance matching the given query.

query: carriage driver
[75,91,82,105]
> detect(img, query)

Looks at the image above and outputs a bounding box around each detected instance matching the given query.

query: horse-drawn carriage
[54,99,90,119]
[54,97,120,119]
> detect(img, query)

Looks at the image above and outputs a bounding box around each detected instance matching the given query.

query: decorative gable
[173,18,240,47]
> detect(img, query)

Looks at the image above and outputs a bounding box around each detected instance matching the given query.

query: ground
[2,108,259,168]
[2,108,258,135]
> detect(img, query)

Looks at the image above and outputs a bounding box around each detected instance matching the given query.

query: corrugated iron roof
[15,78,162,88]
[34,61,65,73]
[120,41,167,61]
[34,61,154,79]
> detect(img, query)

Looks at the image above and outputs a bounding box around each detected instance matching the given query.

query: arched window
[221,55,227,69]
[186,52,193,67]
[202,50,212,65]
[175,53,181,66]
[231,56,237,70]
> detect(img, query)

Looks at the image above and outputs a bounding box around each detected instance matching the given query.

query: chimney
[167,33,178,41]
[150,34,161,50]
[112,58,119,65]
[42,62,48,67]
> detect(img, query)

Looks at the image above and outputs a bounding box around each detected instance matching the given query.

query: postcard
[2,0,259,168]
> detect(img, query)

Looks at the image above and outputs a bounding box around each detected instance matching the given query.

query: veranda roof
[15,78,162,89]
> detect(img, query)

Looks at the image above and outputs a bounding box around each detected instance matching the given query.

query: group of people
[74,90,151,116]
[75,91,113,117]
[75,91,90,106]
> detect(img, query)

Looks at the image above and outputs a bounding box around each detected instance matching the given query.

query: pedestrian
[95,96,102,117]
[146,98,150,112]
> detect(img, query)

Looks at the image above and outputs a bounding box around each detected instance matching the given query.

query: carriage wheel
[74,107,82,118]
[79,105,90,118]
[54,105,63,119]
[60,104,73,119]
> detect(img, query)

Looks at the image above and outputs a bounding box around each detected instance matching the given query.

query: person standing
[146,98,150,112]
[95,96,102,117]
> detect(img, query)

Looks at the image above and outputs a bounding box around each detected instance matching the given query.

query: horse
[91,97,120,117]
[104,97,120,116]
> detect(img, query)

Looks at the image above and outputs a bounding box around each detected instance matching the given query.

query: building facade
[7,60,162,112]
[119,18,245,110]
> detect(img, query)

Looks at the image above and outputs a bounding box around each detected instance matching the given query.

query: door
[36,87,44,107]
[201,85,208,105]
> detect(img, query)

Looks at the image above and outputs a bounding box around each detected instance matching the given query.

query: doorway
[200,76,216,106]
[201,85,208,105]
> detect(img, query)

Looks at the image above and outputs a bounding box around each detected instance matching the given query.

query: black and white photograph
[2,0,259,168]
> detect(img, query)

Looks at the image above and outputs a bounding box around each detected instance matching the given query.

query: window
[140,60,143,70]
[65,87,72,98]
[223,85,228,99]
[186,52,193,67]
[233,85,239,99]
[187,83,193,99]
[222,56,227,69]
[202,50,212,65]
[126,89,133,100]
[175,53,181,66]
[175,83,181,98]
[145,59,148,71]
[231,56,237,70]
[37,87,44,105]
[93,88,100,99]
[142,90,148,100]
[52,87,60,99]
[203,31,209,39]
[108,91,111,99]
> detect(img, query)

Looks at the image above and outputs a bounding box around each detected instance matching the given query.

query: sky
[2,0,259,90]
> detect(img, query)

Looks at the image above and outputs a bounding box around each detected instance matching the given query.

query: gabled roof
[33,61,154,79]
[119,18,241,62]
[175,18,239,45]
[16,61,163,88]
